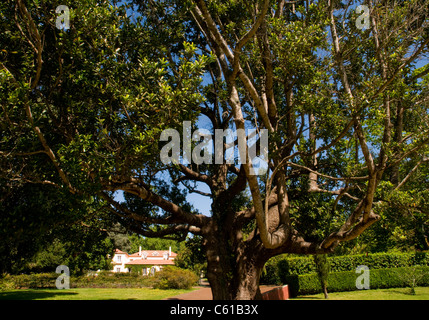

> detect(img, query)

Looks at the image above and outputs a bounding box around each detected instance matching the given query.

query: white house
[111,247,177,275]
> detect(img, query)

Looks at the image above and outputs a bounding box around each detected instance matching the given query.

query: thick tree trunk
[234,259,264,300]
[205,246,265,300]
[203,221,266,300]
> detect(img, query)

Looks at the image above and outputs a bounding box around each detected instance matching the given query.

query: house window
[163,253,168,260]
[117,255,122,262]
[116,267,121,272]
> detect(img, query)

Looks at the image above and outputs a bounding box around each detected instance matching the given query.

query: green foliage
[396,265,428,294]
[72,271,154,288]
[0,0,210,194]
[313,254,329,297]
[261,255,283,285]
[0,269,197,290]
[282,266,429,297]
[0,183,114,275]
[261,255,313,284]
[107,224,132,253]
[128,234,182,254]
[328,252,429,271]
[28,236,114,275]
[0,271,154,289]
[351,178,429,253]
[261,251,429,284]
[0,273,58,290]
[152,266,199,290]
[1,0,428,299]
[174,235,207,274]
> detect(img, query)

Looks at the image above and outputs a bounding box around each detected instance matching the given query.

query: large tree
[1,0,428,299]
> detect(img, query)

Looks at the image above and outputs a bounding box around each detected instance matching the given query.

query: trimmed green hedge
[328,252,429,272]
[72,271,154,288]
[0,273,58,290]
[261,251,429,285]
[0,268,198,290]
[282,266,429,297]
[0,272,154,289]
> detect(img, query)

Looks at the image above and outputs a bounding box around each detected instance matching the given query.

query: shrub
[71,271,154,288]
[313,254,329,298]
[282,266,429,297]
[0,273,58,289]
[152,267,199,290]
[282,256,315,275]
[260,255,314,284]
[395,265,428,294]
[1,268,198,290]
[261,257,282,285]
[1,271,155,289]
[261,251,429,284]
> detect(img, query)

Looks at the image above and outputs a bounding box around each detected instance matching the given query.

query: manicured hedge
[261,251,429,285]
[0,273,58,290]
[328,252,429,272]
[72,271,154,288]
[0,268,198,290]
[0,272,151,289]
[282,266,429,297]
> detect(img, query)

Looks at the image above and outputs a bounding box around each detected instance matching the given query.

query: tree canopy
[1,0,428,299]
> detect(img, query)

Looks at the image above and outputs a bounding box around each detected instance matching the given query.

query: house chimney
[139,246,142,256]
[169,246,171,256]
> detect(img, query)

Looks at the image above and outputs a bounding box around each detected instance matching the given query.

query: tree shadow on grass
[0,289,78,300]
[385,288,416,296]
[293,296,325,300]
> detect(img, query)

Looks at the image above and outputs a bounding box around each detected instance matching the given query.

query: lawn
[0,287,198,300]
[2,286,429,300]
[294,287,429,300]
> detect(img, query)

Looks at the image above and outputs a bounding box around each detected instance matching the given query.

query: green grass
[294,287,429,300]
[3,286,429,300]
[0,287,198,300]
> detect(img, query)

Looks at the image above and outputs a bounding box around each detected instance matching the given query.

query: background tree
[0,183,114,274]
[107,223,132,253]
[127,233,183,253]
[174,235,207,275]
[313,254,329,299]
[1,0,428,299]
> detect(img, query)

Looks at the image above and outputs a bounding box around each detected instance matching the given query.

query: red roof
[129,250,177,258]
[114,249,129,255]
[125,259,175,266]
